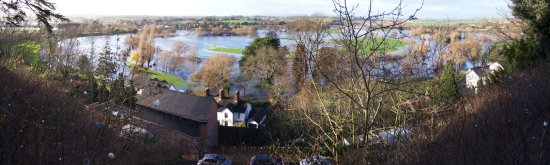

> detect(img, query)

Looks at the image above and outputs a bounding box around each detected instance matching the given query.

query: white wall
[466,71,480,89]
[217,109,234,126]
[216,103,253,127]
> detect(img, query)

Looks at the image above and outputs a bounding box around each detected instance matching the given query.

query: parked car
[300,156,331,165]
[249,154,284,165]
[197,154,231,165]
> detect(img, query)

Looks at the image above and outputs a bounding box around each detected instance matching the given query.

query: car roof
[203,154,225,160]
[252,154,272,160]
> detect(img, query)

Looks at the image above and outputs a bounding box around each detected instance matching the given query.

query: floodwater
[66,29,499,93]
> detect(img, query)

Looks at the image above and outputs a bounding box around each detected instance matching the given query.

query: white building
[215,90,252,127]
[466,62,504,89]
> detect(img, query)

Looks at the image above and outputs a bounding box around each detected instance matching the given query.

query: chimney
[233,89,240,103]
[205,88,211,96]
[218,88,225,100]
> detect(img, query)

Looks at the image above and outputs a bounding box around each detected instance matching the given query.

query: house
[136,86,219,146]
[466,62,504,89]
[215,89,252,127]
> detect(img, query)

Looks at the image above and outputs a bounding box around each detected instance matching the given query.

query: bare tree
[130,25,157,67]
[287,0,424,162]
[287,15,330,79]
[191,54,236,90]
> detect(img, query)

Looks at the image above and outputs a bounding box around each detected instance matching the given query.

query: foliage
[193,54,236,89]
[292,44,307,91]
[396,63,550,164]
[109,74,137,108]
[313,47,338,82]
[241,46,287,88]
[240,37,280,65]
[130,25,157,67]
[77,55,92,77]
[501,38,536,71]
[0,65,183,164]
[507,0,550,69]
[97,83,110,103]
[6,41,45,69]
[438,61,460,101]
[0,0,68,33]
[78,76,100,103]
[96,42,117,81]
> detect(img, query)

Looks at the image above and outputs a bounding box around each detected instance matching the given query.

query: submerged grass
[331,38,409,53]
[135,66,192,87]
[207,44,244,54]
[8,42,45,68]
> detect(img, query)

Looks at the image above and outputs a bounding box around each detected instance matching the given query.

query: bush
[502,38,536,71]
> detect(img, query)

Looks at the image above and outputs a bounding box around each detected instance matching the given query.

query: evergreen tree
[77,55,93,79]
[109,73,137,108]
[96,42,117,82]
[240,37,280,66]
[439,61,460,101]
[506,0,550,70]
[292,43,307,92]
[97,83,110,103]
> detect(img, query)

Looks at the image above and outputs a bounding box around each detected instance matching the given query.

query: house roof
[468,62,504,77]
[217,97,249,113]
[468,65,491,77]
[137,87,215,122]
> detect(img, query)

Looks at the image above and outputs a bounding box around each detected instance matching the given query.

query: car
[249,154,284,165]
[197,154,231,165]
[299,156,331,165]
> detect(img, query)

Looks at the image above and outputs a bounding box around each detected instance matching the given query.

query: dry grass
[0,65,185,164]
[387,63,550,164]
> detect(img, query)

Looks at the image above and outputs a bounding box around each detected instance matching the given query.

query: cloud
[51,0,508,18]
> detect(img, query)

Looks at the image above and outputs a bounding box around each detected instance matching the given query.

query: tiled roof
[137,87,215,122]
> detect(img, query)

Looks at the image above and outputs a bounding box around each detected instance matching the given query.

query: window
[224,113,228,118]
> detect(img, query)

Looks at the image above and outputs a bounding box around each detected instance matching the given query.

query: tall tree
[504,0,550,70]
[292,43,307,91]
[96,42,117,81]
[110,74,137,108]
[192,54,236,90]
[287,16,329,78]
[240,37,280,66]
[242,46,287,88]
[439,61,460,101]
[130,25,157,67]
[77,55,92,78]
[288,1,423,162]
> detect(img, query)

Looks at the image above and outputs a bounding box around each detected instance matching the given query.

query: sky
[51,0,510,19]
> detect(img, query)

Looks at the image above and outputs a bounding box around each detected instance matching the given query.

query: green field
[207,44,244,54]
[9,42,45,68]
[405,19,492,27]
[332,38,409,53]
[217,20,257,24]
[138,67,192,87]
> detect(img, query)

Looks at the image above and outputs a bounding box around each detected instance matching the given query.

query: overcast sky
[51,0,510,19]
